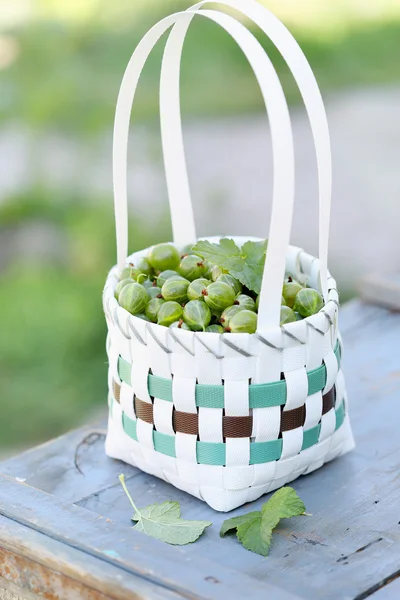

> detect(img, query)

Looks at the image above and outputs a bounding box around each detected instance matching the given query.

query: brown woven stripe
[281,405,306,432]
[322,386,336,415]
[134,397,154,424]
[223,416,253,438]
[113,380,121,403]
[173,411,198,435]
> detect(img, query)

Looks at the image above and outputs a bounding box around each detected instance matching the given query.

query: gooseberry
[294,288,324,317]
[187,278,211,301]
[148,243,180,271]
[170,320,191,330]
[211,265,224,281]
[220,305,244,328]
[183,300,211,331]
[137,257,153,276]
[203,282,236,313]
[217,274,242,295]
[156,270,181,288]
[118,282,149,315]
[229,310,257,334]
[157,301,183,327]
[161,277,190,304]
[234,294,256,312]
[145,297,165,323]
[179,254,206,281]
[280,306,297,325]
[282,282,303,308]
[205,324,225,333]
[119,264,141,281]
[115,278,132,300]
[147,286,162,299]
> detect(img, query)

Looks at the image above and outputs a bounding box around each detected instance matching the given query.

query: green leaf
[219,487,306,557]
[119,474,211,546]
[261,486,306,519]
[192,238,267,294]
[220,512,260,537]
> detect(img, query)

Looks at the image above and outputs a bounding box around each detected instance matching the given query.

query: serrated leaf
[219,487,306,557]
[119,474,211,546]
[192,238,267,294]
[261,486,306,519]
[220,511,260,537]
[133,501,211,545]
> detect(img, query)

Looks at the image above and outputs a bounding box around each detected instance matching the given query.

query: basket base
[105,402,355,512]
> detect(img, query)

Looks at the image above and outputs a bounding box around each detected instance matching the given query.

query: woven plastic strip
[117,341,341,409]
[118,399,346,466]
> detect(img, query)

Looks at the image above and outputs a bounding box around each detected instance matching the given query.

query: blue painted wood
[1,300,400,600]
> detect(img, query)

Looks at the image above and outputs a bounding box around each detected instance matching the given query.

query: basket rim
[104,237,338,340]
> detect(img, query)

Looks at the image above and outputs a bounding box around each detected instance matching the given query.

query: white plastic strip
[113,8,294,329]
[161,0,332,306]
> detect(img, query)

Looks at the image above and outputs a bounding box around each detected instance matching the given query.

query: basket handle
[113,8,295,331]
[160,0,332,330]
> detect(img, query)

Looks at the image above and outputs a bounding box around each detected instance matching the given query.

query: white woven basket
[104,0,355,512]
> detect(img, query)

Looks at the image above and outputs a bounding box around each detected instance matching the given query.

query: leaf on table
[119,474,211,546]
[219,487,306,557]
[192,238,267,294]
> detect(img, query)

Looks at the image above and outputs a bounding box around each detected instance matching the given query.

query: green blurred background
[1,0,400,453]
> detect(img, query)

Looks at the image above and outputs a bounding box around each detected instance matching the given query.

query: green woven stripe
[197,441,226,465]
[301,424,321,450]
[153,430,176,458]
[118,341,340,409]
[250,439,283,464]
[335,400,345,430]
[121,400,346,466]
[122,412,137,441]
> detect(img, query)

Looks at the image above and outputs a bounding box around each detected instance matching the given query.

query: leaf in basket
[220,487,307,557]
[192,238,267,294]
[119,474,211,545]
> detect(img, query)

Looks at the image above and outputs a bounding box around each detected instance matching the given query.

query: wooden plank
[0,424,139,504]
[0,516,181,600]
[369,576,400,599]
[0,475,300,600]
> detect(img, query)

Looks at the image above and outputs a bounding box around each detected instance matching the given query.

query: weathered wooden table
[1,300,399,600]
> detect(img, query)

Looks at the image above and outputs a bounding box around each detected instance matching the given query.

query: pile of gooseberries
[115,243,324,333]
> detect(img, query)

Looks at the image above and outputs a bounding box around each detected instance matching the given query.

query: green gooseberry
[202,260,214,280]
[161,277,190,304]
[180,244,196,257]
[147,286,162,299]
[115,278,132,300]
[118,282,149,315]
[145,297,165,323]
[217,274,242,295]
[134,313,151,322]
[187,278,211,301]
[229,310,258,334]
[211,265,224,281]
[183,300,211,331]
[119,264,141,281]
[203,282,236,313]
[280,306,297,325]
[234,294,256,312]
[282,281,303,308]
[157,301,183,327]
[148,243,180,272]
[137,257,153,276]
[282,295,287,306]
[178,254,207,281]
[170,320,191,330]
[156,270,181,288]
[206,324,225,333]
[220,305,244,328]
[294,288,324,317]
[140,277,154,289]
[294,311,303,321]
